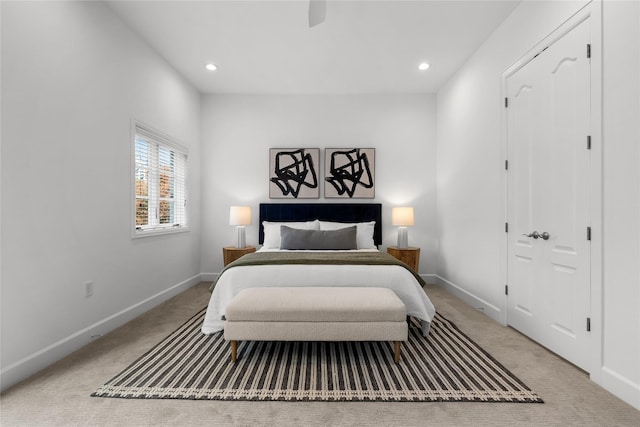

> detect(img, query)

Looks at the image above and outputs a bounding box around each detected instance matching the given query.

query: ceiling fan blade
[308,0,326,28]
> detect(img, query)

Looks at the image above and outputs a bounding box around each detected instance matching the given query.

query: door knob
[522,231,550,240]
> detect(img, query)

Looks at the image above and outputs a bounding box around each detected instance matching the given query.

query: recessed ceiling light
[418,62,430,71]
[205,63,218,71]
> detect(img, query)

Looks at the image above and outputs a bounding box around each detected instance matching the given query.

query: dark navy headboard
[259,203,382,246]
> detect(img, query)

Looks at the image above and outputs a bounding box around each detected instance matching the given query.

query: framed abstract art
[269,148,320,199]
[324,148,375,199]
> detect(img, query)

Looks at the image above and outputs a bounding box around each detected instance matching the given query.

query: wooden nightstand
[387,246,420,273]
[223,246,256,266]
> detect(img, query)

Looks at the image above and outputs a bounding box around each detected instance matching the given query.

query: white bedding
[201,250,436,337]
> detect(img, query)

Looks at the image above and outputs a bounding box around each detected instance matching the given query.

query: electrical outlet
[85,281,94,298]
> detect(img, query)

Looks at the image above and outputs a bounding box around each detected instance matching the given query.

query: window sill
[132,226,189,239]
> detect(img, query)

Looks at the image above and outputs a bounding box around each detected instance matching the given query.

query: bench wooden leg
[394,341,401,364]
[230,340,238,362]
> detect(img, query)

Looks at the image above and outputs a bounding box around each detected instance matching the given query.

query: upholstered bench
[223,287,408,364]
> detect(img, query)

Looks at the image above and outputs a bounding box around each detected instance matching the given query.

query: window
[133,122,188,237]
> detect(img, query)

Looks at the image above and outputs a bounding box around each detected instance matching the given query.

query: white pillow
[262,220,319,249]
[318,221,376,249]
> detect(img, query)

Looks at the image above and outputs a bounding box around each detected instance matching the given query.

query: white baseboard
[433,275,504,324]
[594,366,640,410]
[0,274,201,393]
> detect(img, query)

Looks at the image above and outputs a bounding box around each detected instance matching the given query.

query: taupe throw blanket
[211,251,425,292]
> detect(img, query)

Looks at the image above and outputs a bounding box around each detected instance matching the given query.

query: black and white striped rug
[92,309,543,402]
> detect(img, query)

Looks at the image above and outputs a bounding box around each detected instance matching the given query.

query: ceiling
[107,1,519,95]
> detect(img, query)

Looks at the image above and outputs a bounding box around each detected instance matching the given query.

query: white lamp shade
[392,207,414,227]
[229,206,252,226]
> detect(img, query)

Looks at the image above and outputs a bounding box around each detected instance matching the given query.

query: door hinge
[505,160,509,170]
[505,285,509,295]
[587,226,591,241]
[505,223,509,233]
[587,317,591,332]
[587,44,591,59]
[505,97,508,108]
[587,135,591,150]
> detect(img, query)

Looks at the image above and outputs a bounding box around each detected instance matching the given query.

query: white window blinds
[134,122,188,236]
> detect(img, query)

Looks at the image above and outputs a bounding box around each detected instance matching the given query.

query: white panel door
[506,18,591,371]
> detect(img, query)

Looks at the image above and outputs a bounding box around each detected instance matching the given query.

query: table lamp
[229,206,251,248]
[392,207,414,249]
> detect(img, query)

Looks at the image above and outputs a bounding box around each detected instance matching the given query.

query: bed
[201,203,436,336]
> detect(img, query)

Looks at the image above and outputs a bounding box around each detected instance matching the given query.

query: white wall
[0,1,201,391]
[599,0,640,409]
[437,0,639,410]
[436,0,589,319]
[200,95,437,276]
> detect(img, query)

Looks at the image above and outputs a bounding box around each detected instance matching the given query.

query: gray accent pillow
[280,225,358,250]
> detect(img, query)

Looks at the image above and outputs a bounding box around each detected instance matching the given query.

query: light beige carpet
[1,283,638,426]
